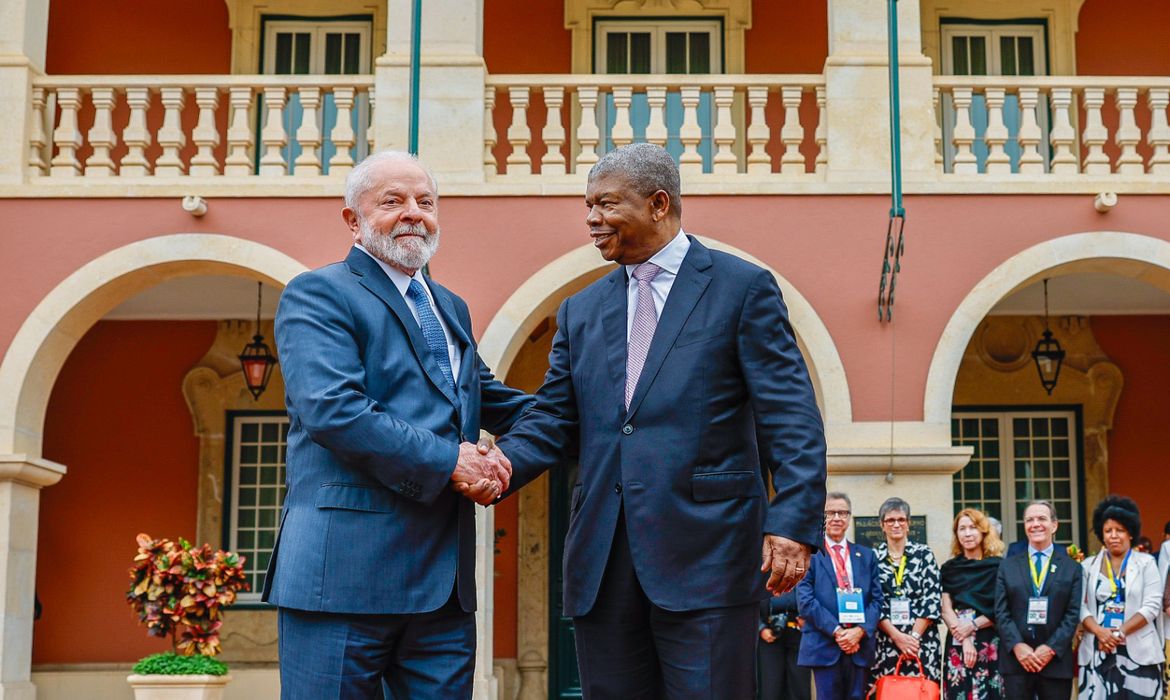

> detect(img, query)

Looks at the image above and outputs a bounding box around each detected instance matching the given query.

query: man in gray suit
[265,150,533,698]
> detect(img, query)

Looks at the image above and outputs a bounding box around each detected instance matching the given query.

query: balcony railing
[934,76,1170,176]
[29,75,374,179]
[483,74,826,178]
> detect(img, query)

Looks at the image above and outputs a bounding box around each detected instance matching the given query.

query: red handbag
[869,656,941,700]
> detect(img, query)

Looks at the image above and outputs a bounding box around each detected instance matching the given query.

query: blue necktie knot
[407,279,455,392]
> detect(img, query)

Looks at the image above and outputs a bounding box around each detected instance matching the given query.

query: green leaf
[132,652,229,676]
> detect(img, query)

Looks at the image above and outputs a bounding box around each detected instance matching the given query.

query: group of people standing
[761,493,1169,700]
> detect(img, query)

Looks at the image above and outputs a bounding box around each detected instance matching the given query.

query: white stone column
[376,0,487,184]
[473,503,497,700]
[0,455,65,700]
[0,0,49,184]
[823,0,936,183]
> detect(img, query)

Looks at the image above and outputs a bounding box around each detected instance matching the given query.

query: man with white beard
[264,150,534,698]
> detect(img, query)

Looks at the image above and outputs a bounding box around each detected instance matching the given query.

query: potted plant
[125,533,249,699]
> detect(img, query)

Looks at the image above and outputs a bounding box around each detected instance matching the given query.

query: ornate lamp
[1031,278,1065,396]
[238,282,277,400]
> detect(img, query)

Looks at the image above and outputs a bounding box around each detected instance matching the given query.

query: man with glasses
[796,492,883,700]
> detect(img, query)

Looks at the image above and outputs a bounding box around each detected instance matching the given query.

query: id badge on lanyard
[1100,551,1130,630]
[1101,600,1125,629]
[837,588,866,624]
[890,598,912,626]
[1027,597,1049,625]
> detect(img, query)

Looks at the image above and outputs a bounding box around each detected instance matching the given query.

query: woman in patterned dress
[940,508,1005,700]
[1077,495,1165,700]
[869,497,943,695]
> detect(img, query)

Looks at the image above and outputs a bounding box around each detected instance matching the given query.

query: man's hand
[759,628,777,643]
[1033,644,1055,670]
[760,535,812,595]
[1013,643,1040,673]
[451,439,510,505]
[475,435,512,491]
[834,626,864,654]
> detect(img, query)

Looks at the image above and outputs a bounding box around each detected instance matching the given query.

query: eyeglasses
[882,517,909,525]
[824,510,851,519]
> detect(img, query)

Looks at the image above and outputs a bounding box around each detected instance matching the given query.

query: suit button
[614,483,623,494]
[622,424,633,435]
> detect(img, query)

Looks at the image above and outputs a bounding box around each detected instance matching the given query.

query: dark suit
[796,541,882,700]
[266,248,532,697]
[994,547,1083,700]
[498,237,827,698]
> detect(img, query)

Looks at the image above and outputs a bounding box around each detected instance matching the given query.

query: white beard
[359,218,440,271]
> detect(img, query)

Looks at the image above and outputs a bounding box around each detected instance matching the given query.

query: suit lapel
[347,249,460,408]
[601,268,630,409]
[625,239,712,418]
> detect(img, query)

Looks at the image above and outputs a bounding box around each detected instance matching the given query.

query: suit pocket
[314,483,396,513]
[675,322,727,348]
[691,470,759,502]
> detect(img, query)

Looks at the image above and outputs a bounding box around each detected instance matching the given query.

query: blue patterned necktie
[406,279,455,392]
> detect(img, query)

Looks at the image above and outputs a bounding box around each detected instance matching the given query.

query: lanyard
[1103,550,1131,602]
[890,554,907,590]
[1029,552,1049,596]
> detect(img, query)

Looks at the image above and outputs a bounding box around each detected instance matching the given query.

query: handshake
[450,437,512,505]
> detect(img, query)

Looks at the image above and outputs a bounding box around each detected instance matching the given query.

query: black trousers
[757,627,811,700]
[572,513,758,700]
[1002,672,1073,700]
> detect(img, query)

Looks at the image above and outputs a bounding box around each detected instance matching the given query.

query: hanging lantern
[238,282,277,400]
[1031,279,1065,395]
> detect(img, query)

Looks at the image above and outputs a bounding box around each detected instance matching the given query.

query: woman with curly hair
[940,508,1006,700]
[1077,495,1165,699]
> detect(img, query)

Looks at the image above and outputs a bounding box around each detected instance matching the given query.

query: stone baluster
[482,86,497,177]
[1049,87,1078,174]
[644,87,668,147]
[121,87,153,176]
[365,86,376,150]
[155,87,187,176]
[27,87,48,175]
[1081,87,1110,175]
[611,86,634,148]
[1017,87,1044,175]
[294,87,323,176]
[329,87,357,175]
[779,86,805,175]
[189,87,221,176]
[1146,88,1170,175]
[932,87,943,171]
[259,87,288,176]
[983,88,1010,174]
[745,86,770,175]
[678,85,703,175]
[815,85,827,175]
[84,87,117,177]
[711,85,737,174]
[541,86,566,175]
[1113,87,1142,175]
[224,86,254,176]
[506,86,532,175]
[49,87,82,177]
[950,87,977,174]
[575,86,600,174]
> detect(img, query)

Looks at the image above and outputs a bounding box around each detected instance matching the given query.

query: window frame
[592,18,724,75]
[222,409,290,608]
[260,15,374,76]
[952,405,1086,547]
[939,20,1050,77]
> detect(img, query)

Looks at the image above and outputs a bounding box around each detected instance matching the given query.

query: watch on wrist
[1110,629,1124,640]
[910,630,922,640]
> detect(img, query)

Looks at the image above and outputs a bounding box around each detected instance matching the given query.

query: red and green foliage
[127,534,249,657]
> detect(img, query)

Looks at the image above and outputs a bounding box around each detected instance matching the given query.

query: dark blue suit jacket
[262,248,532,614]
[796,541,883,668]
[498,237,827,617]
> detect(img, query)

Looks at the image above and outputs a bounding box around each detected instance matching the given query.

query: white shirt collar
[1028,543,1055,559]
[623,229,690,278]
[356,243,428,298]
[825,534,849,549]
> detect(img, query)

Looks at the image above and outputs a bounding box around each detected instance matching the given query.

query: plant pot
[127,674,232,700]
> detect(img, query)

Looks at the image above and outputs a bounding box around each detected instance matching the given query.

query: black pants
[757,627,810,700]
[1002,673,1073,700]
[572,513,758,700]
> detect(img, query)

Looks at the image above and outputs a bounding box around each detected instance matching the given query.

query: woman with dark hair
[869,497,942,694]
[1077,495,1165,699]
[941,508,1005,699]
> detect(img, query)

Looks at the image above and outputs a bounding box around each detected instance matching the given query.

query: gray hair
[879,497,911,521]
[344,150,438,211]
[1024,500,1058,520]
[825,492,852,510]
[588,143,682,217]
[989,516,1004,536]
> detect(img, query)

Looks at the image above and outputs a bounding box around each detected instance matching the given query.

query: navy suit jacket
[796,541,883,668]
[994,547,1082,678]
[262,247,532,614]
[498,237,827,617]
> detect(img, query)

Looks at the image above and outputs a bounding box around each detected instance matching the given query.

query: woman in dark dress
[940,507,1005,700]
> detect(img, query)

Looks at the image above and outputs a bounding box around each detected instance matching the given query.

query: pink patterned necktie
[626,262,662,409]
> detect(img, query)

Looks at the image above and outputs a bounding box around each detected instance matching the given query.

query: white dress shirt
[623,230,691,338]
[356,244,461,381]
